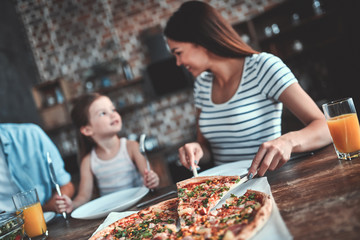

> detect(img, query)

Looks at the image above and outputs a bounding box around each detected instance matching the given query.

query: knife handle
[55,184,67,219]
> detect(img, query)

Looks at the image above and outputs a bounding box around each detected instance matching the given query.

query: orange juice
[22,202,47,238]
[327,113,360,153]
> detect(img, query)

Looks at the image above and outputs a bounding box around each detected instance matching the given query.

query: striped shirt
[194,52,297,165]
[90,138,143,196]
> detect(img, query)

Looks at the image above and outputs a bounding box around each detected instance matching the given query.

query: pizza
[89,176,272,240]
[176,175,241,228]
[177,190,272,240]
[90,198,178,240]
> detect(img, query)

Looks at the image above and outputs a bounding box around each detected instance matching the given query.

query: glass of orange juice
[322,97,360,160]
[12,188,48,240]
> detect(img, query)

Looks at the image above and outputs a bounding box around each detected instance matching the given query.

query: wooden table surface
[46,144,360,240]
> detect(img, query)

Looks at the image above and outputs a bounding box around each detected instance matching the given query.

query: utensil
[290,151,314,161]
[238,173,249,184]
[136,190,177,208]
[192,165,198,177]
[139,134,154,192]
[47,152,67,219]
[139,134,151,171]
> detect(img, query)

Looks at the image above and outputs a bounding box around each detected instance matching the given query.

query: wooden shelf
[97,77,143,94]
[258,11,334,44]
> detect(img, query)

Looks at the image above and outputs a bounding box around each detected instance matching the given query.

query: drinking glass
[12,188,48,240]
[322,97,360,160]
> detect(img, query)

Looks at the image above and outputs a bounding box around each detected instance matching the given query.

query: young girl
[55,93,159,213]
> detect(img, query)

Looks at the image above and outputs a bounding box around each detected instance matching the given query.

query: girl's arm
[55,154,95,213]
[249,83,332,176]
[127,140,148,175]
[127,140,159,189]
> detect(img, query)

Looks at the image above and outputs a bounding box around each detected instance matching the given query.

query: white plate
[43,211,56,223]
[198,160,252,176]
[71,186,149,220]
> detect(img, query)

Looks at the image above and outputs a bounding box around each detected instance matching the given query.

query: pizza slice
[89,198,179,240]
[178,189,272,240]
[137,198,179,239]
[89,212,142,240]
[176,175,241,228]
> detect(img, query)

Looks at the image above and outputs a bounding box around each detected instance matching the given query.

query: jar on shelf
[121,59,134,81]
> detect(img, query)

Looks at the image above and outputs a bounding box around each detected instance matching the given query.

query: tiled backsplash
[15,0,284,148]
[15,0,283,83]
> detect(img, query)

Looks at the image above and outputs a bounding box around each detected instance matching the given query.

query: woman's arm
[178,108,212,169]
[127,140,148,175]
[249,83,332,176]
[280,83,332,151]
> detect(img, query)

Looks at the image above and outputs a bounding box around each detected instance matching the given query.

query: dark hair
[70,92,102,159]
[164,1,258,58]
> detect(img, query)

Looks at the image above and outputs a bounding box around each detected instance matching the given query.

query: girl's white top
[90,137,143,196]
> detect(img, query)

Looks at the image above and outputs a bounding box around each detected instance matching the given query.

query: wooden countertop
[46,144,360,240]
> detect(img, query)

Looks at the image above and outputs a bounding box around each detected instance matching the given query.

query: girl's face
[167,38,210,77]
[82,96,122,138]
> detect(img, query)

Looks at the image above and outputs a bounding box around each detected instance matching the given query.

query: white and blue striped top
[194,52,298,165]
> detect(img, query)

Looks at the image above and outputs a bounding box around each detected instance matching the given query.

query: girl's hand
[144,169,159,189]
[55,195,74,214]
[178,142,203,170]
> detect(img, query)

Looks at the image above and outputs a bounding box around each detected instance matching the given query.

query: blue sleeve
[1,123,71,204]
[36,126,71,187]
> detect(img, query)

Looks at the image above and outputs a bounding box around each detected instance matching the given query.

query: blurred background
[0,0,358,186]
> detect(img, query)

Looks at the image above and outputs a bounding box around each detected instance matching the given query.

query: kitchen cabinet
[32,78,78,131]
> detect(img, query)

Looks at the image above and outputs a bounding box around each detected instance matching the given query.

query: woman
[164,1,331,178]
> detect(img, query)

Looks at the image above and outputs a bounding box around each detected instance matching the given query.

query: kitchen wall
[13,0,284,148]
[0,0,41,124]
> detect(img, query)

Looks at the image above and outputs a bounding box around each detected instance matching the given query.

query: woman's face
[85,96,122,137]
[167,38,210,77]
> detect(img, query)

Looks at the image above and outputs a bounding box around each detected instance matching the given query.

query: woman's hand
[178,142,204,170]
[55,195,74,214]
[248,136,293,177]
[144,169,160,189]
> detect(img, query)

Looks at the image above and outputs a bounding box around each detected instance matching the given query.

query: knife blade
[47,152,67,219]
[192,165,198,177]
[136,190,177,208]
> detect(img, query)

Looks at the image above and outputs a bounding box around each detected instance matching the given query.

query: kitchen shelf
[97,77,143,94]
